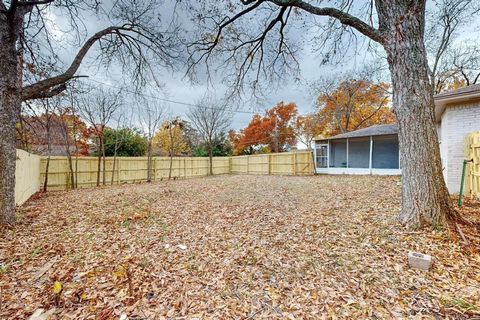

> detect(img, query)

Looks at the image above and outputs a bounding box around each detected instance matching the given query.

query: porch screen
[329,139,347,167]
[372,135,399,169]
[348,137,370,168]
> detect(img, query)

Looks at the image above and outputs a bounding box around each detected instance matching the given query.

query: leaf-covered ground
[1,175,480,319]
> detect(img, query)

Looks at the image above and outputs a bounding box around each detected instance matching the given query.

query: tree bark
[379,1,454,227]
[168,126,174,180]
[147,141,152,182]
[96,136,102,186]
[0,82,19,226]
[66,146,75,190]
[66,153,74,189]
[102,137,106,185]
[309,146,316,175]
[43,156,50,192]
[43,116,52,192]
[168,152,173,180]
[0,17,21,225]
[208,143,213,176]
[111,143,118,185]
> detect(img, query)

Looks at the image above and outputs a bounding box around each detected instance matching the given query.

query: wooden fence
[465,131,480,199]
[15,149,41,205]
[39,151,314,191]
[230,152,313,175]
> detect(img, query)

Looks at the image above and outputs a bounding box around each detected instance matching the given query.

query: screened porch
[314,134,401,175]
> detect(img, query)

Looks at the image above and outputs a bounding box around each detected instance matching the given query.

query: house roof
[315,124,398,141]
[312,85,480,142]
[434,84,480,122]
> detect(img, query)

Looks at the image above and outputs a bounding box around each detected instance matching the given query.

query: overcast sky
[39,0,382,131]
[42,0,478,132]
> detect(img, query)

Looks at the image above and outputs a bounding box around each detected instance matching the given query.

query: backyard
[1,175,480,319]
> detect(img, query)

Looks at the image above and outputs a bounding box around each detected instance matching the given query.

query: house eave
[434,89,480,122]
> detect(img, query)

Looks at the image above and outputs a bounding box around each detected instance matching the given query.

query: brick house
[435,84,480,193]
[314,84,480,193]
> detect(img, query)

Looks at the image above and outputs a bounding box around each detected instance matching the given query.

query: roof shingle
[316,124,398,140]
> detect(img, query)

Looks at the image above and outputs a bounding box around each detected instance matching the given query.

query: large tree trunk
[0,20,21,225]
[0,84,19,226]
[381,1,454,227]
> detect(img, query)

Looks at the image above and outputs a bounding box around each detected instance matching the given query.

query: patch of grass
[85,232,95,240]
[30,246,43,258]
[440,297,480,313]
[69,251,86,263]
[138,257,151,269]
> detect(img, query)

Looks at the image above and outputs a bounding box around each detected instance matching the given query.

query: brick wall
[440,101,480,193]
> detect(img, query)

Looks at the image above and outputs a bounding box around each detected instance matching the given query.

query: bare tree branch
[268,0,384,43]
[21,24,165,101]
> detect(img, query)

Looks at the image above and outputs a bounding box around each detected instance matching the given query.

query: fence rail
[39,151,314,191]
[465,131,480,199]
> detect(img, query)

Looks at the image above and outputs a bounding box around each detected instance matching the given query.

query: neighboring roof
[315,124,398,141]
[434,84,480,122]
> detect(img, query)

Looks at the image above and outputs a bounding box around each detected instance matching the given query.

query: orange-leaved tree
[294,113,326,150]
[153,119,190,180]
[317,80,395,136]
[233,102,298,154]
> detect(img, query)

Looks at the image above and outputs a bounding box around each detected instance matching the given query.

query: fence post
[268,154,271,175]
[65,171,69,190]
[246,156,249,174]
[293,152,297,175]
[117,158,122,184]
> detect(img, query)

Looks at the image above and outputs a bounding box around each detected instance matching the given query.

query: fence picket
[37,151,314,190]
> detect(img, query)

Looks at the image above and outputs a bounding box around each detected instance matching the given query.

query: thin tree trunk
[111,135,119,185]
[168,151,173,180]
[67,153,74,190]
[62,119,75,190]
[309,146,316,175]
[96,136,101,186]
[208,143,213,176]
[17,116,29,151]
[74,155,78,189]
[66,148,74,189]
[168,127,173,180]
[43,119,52,192]
[147,141,152,182]
[0,23,21,224]
[102,137,106,185]
[380,1,454,227]
[43,156,50,192]
[111,153,117,185]
[72,109,79,189]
